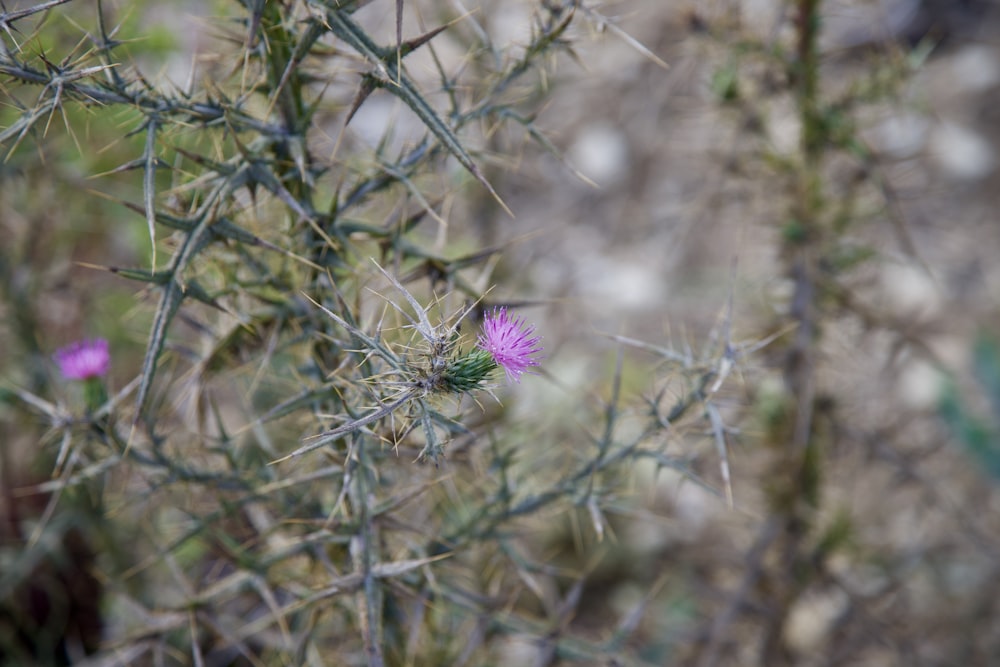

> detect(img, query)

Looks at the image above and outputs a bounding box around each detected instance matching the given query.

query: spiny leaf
[342,74,376,127]
[135,273,185,421]
[119,200,294,256]
[270,388,419,464]
[499,108,598,187]
[143,118,158,270]
[102,265,223,309]
[238,384,340,433]
[134,184,227,418]
[397,22,452,60]
[0,0,76,28]
[268,18,327,123]
[302,291,401,366]
[321,7,511,215]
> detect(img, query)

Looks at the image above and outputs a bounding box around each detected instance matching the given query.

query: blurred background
[3,0,1000,664]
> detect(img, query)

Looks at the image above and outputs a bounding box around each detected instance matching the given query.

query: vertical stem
[786,0,823,452]
[350,434,385,667]
[760,2,826,664]
[258,3,315,218]
[795,0,822,164]
[262,2,305,134]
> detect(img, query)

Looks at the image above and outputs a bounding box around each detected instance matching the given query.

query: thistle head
[476,307,542,383]
[54,338,110,381]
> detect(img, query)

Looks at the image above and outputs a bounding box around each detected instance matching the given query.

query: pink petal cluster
[54,338,110,381]
[476,307,542,383]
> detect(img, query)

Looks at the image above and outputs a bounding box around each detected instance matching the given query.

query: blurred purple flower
[54,338,110,381]
[476,308,542,383]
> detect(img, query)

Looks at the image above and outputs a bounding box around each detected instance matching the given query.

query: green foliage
[711,61,740,102]
[940,334,1000,480]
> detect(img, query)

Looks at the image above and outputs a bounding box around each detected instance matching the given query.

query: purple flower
[476,308,542,383]
[54,338,110,381]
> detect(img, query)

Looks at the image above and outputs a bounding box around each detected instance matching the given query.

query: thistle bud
[439,348,498,393]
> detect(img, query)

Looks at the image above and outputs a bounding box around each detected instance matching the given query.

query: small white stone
[572,244,665,315]
[873,112,930,158]
[950,45,1000,94]
[880,262,942,316]
[768,100,802,157]
[497,635,543,665]
[784,588,849,655]
[896,358,943,411]
[489,5,533,61]
[739,0,785,38]
[929,122,995,181]
[568,123,630,187]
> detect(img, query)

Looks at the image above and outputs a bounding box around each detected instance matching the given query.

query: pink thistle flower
[476,307,542,383]
[54,338,110,381]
